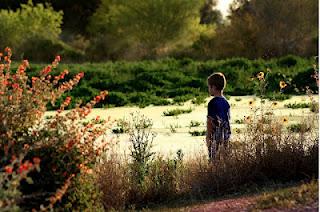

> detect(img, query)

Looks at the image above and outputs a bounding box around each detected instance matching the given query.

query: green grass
[163,108,192,116]
[287,123,311,133]
[285,102,311,109]
[189,120,202,128]
[188,130,206,136]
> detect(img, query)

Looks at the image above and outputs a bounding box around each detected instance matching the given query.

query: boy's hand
[206,116,214,147]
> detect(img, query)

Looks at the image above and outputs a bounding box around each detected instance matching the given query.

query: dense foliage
[16,56,317,108]
[0,0,317,61]
[0,49,109,210]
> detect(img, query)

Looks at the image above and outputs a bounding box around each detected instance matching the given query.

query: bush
[277,55,299,68]
[0,1,63,58]
[0,49,110,210]
[16,56,315,108]
[163,108,192,116]
[189,130,206,136]
[284,102,311,109]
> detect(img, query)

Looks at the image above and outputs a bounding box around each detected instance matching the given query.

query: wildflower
[4,166,13,174]
[55,55,61,62]
[42,66,52,75]
[235,128,241,133]
[244,116,252,124]
[249,100,255,106]
[23,59,29,68]
[95,95,101,102]
[257,72,264,80]
[282,117,288,124]
[272,102,278,107]
[12,83,19,89]
[4,47,11,53]
[279,81,287,89]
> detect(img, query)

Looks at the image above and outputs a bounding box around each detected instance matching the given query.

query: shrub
[0,1,63,58]
[108,92,128,107]
[191,95,206,105]
[287,123,311,133]
[277,55,299,68]
[0,49,110,210]
[189,130,206,136]
[13,57,315,108]
[264,92,292,101]
[127,112,156,185]
[284,102,311,109]
[163,108,192,116]
[189,120,202,128]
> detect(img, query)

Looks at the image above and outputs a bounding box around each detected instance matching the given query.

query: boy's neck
[214,91,223,97]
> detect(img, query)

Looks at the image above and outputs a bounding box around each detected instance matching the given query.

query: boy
[206,72,231,160]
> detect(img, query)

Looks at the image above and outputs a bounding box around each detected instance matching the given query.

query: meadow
[1,52,318,211]
[63,95,318,157]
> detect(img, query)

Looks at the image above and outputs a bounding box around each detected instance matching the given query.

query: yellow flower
[249,100,255,106]
[271,102,278,107]
[279,81,287,89]
[244,116,252,124]
[257,72,264,80]
[282,117,288,124]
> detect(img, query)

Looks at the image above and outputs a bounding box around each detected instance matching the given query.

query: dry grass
[96,95,318,210]
[251,180,318,211]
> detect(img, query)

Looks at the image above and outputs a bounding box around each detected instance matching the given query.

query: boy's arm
[206,116,214,146]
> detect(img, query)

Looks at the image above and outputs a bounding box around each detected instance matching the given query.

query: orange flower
[12,83,19,89]
[279,81,287,89]
[55,55,61,62]
[4,47,11,53]
[95,95,101,102]
[4,166,13,174]
[23,60,30,68]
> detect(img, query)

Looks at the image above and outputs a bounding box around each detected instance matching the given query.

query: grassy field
[45,94,319,157]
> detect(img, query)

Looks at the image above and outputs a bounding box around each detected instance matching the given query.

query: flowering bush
[0,47,110,210]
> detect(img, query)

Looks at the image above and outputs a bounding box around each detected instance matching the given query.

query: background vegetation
[14,55,317,108]
[0,0,317,61]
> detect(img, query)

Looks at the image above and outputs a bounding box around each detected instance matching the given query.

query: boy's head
[207,72,226,96]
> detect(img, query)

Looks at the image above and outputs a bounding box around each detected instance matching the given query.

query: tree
[200,0,223,25]
[211,0,318,59]
[88,0,205,59]
[0,1,63,52]
[0,0,101,34]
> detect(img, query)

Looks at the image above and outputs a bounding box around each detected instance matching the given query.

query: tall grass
[96,108,318,210]
[96,68,318,210]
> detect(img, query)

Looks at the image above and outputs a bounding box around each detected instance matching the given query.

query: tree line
[0,0,317,61]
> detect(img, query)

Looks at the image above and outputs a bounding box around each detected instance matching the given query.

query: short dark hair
[207,72,226,91]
